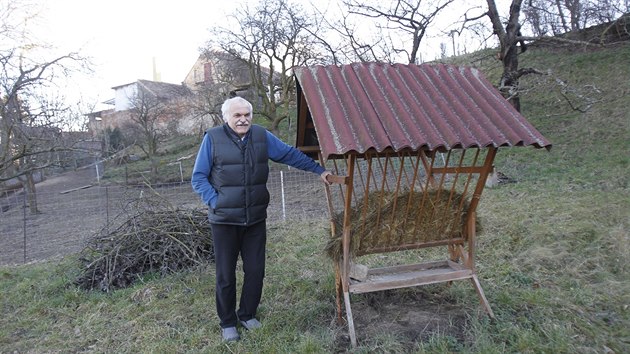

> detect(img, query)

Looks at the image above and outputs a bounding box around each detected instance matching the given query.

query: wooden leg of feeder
[335,262,343,322]
[448,244,459,262]
[458,244,469,267]
[470,274,495,319]
[344,291,357,347]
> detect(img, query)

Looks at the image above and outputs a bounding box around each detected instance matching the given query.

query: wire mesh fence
[0,167,329,266]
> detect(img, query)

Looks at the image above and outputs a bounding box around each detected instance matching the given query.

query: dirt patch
[0,167,104,265]
[36,167,98,191]
[333,286,471,350]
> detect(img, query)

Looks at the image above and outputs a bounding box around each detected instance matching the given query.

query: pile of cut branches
[75,187,213,292]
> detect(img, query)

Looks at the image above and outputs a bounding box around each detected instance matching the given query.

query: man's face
[226,101,252,138]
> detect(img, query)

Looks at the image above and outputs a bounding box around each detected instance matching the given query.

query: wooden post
[342,154,357,346]
[465,147,497,223]
[341,154,356,293]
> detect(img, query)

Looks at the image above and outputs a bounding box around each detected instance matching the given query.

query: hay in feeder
[325,189,473,262]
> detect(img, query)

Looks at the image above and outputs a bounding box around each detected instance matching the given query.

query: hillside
[0,43,628,353]
[461,42,630,352]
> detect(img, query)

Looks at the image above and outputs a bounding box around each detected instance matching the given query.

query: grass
[0,220,339,353]
[99,134,200,185]
[2,43,629,352]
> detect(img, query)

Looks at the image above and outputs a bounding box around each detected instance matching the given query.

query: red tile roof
[294,62,551,159]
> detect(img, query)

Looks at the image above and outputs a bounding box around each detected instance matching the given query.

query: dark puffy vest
[206,124,270,226]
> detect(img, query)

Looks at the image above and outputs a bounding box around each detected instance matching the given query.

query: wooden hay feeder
[294,63,551,347]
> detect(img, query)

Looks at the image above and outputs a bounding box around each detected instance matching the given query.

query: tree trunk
[150,157,158,185]
[270,114,284,137]
[487,0,524,112]
[500,48,522,112]
[19,172,39,214]
[555,0,570,32]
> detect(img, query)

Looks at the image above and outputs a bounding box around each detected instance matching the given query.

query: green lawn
[1,43,629,353]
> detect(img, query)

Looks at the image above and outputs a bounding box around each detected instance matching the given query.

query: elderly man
[191,96,331,342]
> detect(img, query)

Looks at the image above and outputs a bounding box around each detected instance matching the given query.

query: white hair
[221,97,253,122]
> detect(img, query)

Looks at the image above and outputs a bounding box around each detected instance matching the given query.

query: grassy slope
[467,43,630,353]
[1,44,629,353]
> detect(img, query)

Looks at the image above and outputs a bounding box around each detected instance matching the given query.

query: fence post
[22,194,26,264]
[105,186,110,231]
[95,160,100,183]
[281,171,286,220]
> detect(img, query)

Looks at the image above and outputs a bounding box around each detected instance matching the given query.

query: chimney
[152,57,162,82]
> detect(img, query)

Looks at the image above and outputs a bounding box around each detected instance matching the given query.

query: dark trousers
[211,221,266,328]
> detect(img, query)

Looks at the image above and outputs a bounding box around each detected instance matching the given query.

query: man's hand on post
[320,171,332,185]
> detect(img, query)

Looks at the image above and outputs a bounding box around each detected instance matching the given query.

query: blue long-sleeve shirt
[191,126,325,208]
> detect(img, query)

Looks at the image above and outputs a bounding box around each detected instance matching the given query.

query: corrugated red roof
[294,62,551,159]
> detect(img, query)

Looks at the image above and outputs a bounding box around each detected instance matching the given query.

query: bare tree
[454,1,554,110]
[305,6,380,64]
[124,84,183,184]
[188,82,225,133]
[439,42,448,58]
[485,0,536,111]
[459,0,625,111]
[588,0,629,23]
[207,0,325,135]
[313,6,395,63]
[341,0,455,64]
[1,0,87,213]
[524,0,554,36]
[524,0,628,35]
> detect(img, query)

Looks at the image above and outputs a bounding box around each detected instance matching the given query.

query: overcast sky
[33,0,497,111]
[36,0,247,109]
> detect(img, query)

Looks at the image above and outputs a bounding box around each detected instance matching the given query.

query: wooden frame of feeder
[293,62,550,348]
[320,146,497,347]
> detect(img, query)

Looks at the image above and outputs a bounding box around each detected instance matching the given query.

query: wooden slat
[59,185,93,194]
[349,261,473,294]
[296,92,309,148]
[326,174,349,185]
[356,238,465,256]
[298,146,321,153]
[367,260,449,275]
[431,166,484,174]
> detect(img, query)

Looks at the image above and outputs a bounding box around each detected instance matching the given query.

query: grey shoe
[240,318,262,330]
[221,326,240,342]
